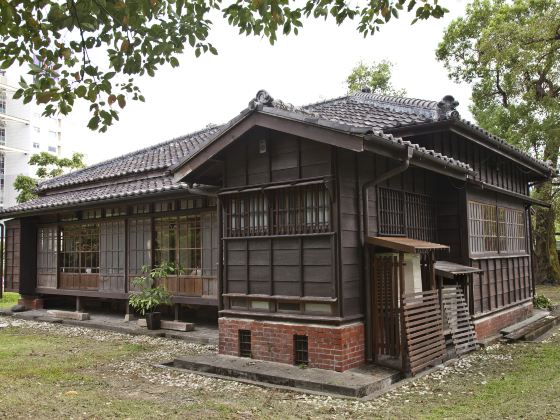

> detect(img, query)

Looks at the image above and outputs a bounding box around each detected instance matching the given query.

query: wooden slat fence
[402,289,446,375]
[442,287,478,355]
[373,255,401,357]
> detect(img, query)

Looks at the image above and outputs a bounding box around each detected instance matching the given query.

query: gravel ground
[1,315,559,419]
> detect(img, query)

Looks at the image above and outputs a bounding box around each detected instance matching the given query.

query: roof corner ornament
[249,90,274,109]
[437,95,460,119]
[361,87,372,93]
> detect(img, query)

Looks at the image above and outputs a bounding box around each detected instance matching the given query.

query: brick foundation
[18,296,44,310]
[219,318,365,372]
[473,301,533,340]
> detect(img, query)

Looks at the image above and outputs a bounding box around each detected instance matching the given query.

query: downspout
[363,145,413,362]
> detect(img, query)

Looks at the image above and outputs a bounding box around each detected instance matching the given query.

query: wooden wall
[411,131,529,195]
[5,219,21,292]
[224,128,332,188]
[224,236,335,297]
[5,218,37,294]
[467,188,532,314]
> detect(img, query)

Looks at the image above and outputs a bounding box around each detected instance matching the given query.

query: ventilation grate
[294,335,309,365]
[238,330,252,358]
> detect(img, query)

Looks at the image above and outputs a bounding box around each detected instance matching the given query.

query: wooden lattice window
[272,184,330,235]
[128,218,151,276]
[224,184,330,237]
[498,207,526,252]
[154,215,202,275]
[225,193,268,237]
[469,201,525,255]
[377,187,436,241]
[468,201,498,254]
[60,224,100,273]
[37,226,57,288]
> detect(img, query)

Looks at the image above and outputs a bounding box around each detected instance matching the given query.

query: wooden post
[371,247,377,363]
[76,296,82,312]
[398,251,407,373]
[174,303,180,321]
[429,250,436,290]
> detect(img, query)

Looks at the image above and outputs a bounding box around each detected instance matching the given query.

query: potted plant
[128,262,180,330]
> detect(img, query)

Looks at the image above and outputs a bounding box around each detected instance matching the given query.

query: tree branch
[495,69,509,107]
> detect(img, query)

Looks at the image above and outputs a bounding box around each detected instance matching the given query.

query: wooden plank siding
[410,131,530,196]
[220,130,340,317]
[466,188,532,314]
[4,219,22,292]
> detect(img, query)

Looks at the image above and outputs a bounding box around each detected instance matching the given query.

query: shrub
[533,294,553,310]
[128,262,182,316]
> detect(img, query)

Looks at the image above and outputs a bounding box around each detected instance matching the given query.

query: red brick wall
[473,301,533,340]
[219,318,365,372]
[18,296,44,310]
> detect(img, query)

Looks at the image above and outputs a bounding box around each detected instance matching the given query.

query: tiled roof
[37,125,223,192]
[303,92,439,129]
[4,175,188,214]
[1,90,552,218]
[303,92,553,173]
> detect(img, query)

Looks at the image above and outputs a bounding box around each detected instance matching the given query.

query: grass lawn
[0,317,559,419]
[0,292,19,309]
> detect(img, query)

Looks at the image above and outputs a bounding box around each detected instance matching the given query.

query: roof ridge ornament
[437,95,460,119]
[249,90,274,109]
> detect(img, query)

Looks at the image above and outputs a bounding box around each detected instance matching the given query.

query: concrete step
[500,310,549,335]
[503,314,560,342]
[171,354,401,398]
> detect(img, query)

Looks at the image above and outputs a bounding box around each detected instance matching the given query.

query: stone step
[171,354,401,398]
[500,310,549,335]
[503,315,560,342]
[47,310,90,321]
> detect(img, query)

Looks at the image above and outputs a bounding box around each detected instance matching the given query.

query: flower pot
[145,312,161,330]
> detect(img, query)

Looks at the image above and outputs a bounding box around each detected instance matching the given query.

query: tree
[0,1,448,132]
[346,60,406,96]
[14,152,86,203]
[436,0,560,284]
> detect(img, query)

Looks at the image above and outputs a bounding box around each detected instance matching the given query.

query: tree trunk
[533,140,560,285]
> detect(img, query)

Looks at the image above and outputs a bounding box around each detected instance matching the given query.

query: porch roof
[367,236,450,253]
[434,260,483,279]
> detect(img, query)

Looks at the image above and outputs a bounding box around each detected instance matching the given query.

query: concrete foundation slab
[171,354,401,398]
[3,309,217,345]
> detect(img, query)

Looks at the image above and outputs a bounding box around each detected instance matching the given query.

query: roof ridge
[301,94,351,109]
[38,125,221,192]
[350,91,439,109]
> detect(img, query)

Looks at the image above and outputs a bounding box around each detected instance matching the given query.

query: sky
[63,0,472,165]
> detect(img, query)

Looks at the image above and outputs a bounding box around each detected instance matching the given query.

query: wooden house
[1,90,554,374]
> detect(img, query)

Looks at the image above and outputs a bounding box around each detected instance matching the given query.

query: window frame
[59,223,100,274]
[223,183,331,238]
[468,200,527,256]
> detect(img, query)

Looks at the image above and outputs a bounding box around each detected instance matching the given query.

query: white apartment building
[0,66,66,208]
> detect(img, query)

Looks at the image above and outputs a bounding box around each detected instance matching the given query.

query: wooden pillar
[174,303,180,321]
[429,251,436,290]
[76,296,82,312]
[371,247,377,363]
[398,251,407,373]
